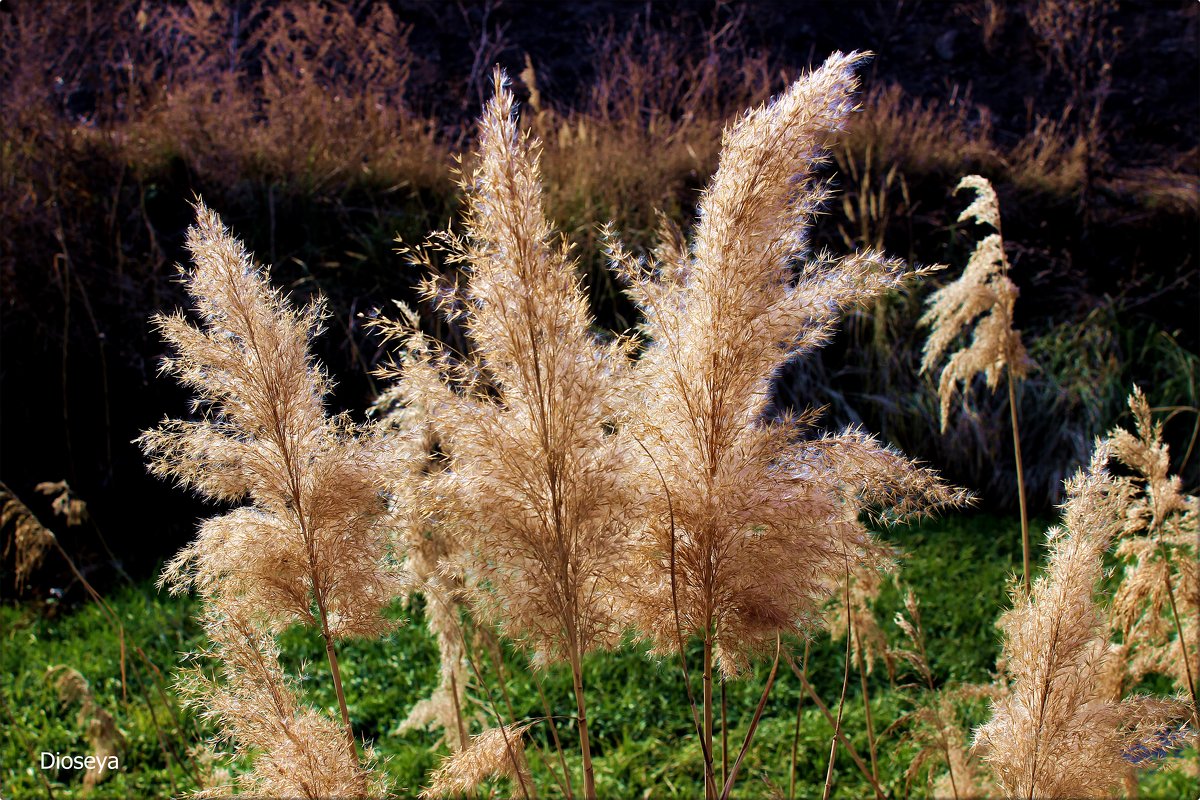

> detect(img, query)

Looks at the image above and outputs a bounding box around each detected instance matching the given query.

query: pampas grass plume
[974,444,1191,798]
[921,174,1030,430]
[398,70,636,798]
[420,723,534,799]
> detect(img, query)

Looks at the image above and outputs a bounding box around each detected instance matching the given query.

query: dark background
[2,0,1197,596]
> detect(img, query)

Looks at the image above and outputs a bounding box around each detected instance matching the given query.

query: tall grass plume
[974,442,1193,798]
[921,174,1033,591]
[140,202,408,787]
[397,71,637,800]
[608,50,969,796]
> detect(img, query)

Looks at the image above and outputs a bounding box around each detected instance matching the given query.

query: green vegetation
[3,515,1194,798]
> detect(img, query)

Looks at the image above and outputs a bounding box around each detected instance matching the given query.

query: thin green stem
[704,623,717,800]
[720,677,728,788]
[854,625,879,785]
[460,626,532,800]
[1162,561,1200,728]
[1008,371,1031,595]
[569,648,597,800]
[313,585,356,756]
[788,641,810,800]
[823,563,854,800]
[534,672,574,800]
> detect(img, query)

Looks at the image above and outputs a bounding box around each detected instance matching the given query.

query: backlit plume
[610,51,967,677]
[920,174,1030,430]
[399,71,636,798]
[974,445,1190,799]
[140,202,407,791]
[141,203,406,636]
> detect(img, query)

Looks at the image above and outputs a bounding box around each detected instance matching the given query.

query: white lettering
[38,752,120,772]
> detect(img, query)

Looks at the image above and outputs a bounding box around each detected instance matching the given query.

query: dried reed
[891,591,998,799]
[420,722,534,800]
[397,71,637,800]
[921,175,1033,592]
[1107,387,1199,726]
[1,480,54,589]
[141,202,409,787]
[609,51,969,797]
[974,443,1192,798]
[177,608,385,799]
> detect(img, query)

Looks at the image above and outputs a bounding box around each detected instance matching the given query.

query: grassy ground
[2,514,1196,798]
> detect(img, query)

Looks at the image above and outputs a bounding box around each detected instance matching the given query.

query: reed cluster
[135,48,1196,799]
[973,439,1195,798]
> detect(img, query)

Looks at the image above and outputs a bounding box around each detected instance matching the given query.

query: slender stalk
[1026,615,1065,800]
[719,636,781,800]
[941,723,962,800]
[853,624,879,785]
[244,297,359,756]
[49,534,201,785]
[1008,371,1031,595]
[789,641,811,800]
[909,601,960,800]
[134,645,204,786]
[535,673,575,800]
[1162,566,1200,728]
[460,630,532,800]
[126,657,179,798]
[703,625,716,800]
[632,436,714,791]
[823,565,854,800]
[721,677,729,788]
[448,670,468,752]
[479,625,555,800]
[521,295,592,800]
[922,654,962,798]
[48,535,126,697]
[569,651,597,800]
[481,630,522,732]
[1145,466,1198,729]
[789,695,803,800]
[314,586,356,755]
[785,651,886,800]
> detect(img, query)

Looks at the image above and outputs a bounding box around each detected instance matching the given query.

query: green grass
[1,584,202,799]
[3,514,1196,798]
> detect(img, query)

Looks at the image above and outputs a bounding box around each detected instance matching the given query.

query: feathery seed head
[617,52,967,676]
[956,174,1003,231]
[1106,387,1199,702]
[180,609,386,799]
[399,71,637,666]
[974,443,1193,798]
[420,722,533,799]
[140,201,408,637]
[921,175,1029,431]
[0,482,55,590]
